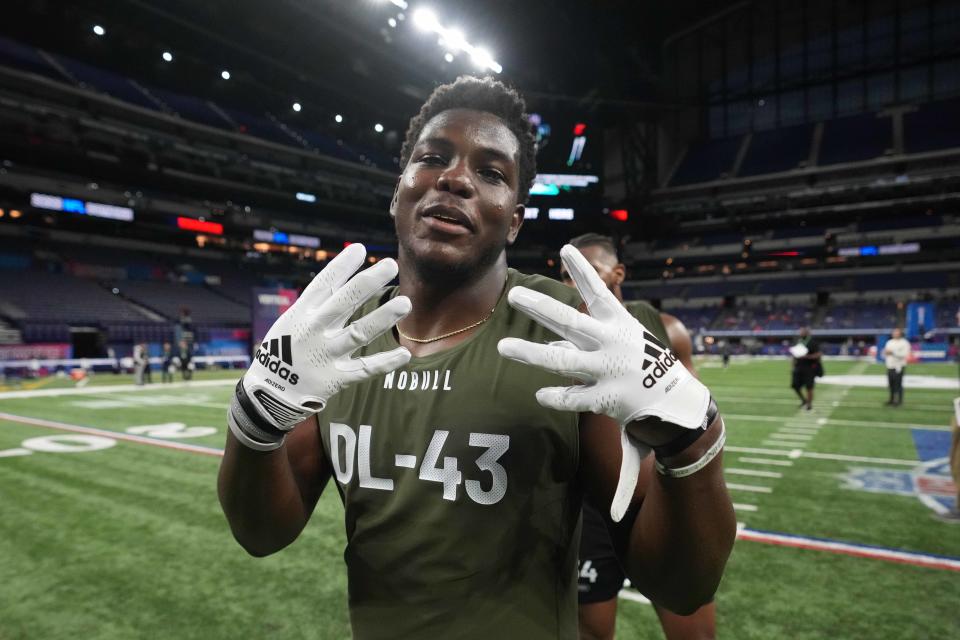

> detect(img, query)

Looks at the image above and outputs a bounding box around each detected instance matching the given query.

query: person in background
[133,342,147,386]
[561,234,717,640]
[142,343,153,384]
[790,328,821,411]
[882,328,910,407]
[107,347,120,375]
[721,341,731,369]
[161,342,175,383]
[178,340,194,381]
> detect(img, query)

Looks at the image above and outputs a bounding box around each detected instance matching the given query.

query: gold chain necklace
[397,274,507,344]
[397,307,496,344]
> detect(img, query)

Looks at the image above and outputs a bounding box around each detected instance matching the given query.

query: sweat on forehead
[414,109,520,159]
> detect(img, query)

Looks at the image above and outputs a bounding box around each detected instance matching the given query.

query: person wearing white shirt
[883,328,910,406]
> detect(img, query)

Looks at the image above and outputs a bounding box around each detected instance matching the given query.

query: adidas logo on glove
[254,335,300,385]
[640,331,679,390]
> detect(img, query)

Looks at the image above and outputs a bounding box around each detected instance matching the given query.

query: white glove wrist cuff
[227,410,285,452]
[622,373,711,430]
[654,421,726,479]
[227,381,288,451]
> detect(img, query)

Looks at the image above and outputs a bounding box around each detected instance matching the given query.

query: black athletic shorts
[792,367,817,390]
[578,503,626,604]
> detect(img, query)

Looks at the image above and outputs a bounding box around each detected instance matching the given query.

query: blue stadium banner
[906,302,936,339]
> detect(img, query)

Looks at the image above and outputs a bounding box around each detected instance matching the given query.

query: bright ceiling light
[412,7,439,32]
[443,28,468,52]
[334,114,343,123]
[374,123,384,133]
[409,11,503,73]
[92,25,105,36]
[468,47,502,74]
[389,0,408,8]
[292,102,302,112]
[388,17,397,28]
[444,52,454,63]
[471,47,493,68]
[221,70,231,80]
[161,51,173,62]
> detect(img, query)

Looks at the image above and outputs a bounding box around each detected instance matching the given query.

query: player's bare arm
[218,244,412,556]
[661,312,697,376]
[499,245,736,614]
[217,415,329,556]
[578,411,732,614]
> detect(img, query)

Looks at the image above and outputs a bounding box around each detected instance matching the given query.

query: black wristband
[652,397,719,459]
[233,380,288,442]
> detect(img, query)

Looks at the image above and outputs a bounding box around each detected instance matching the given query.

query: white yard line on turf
[738,457,793,466]
[728,445,918,466]
[718,396,952,412]
[762,440,804,448]
[726,482,773,493]
[726,468,783,478]
[768,433,814,440]
[0,379,236,400]
[14,410,953,573]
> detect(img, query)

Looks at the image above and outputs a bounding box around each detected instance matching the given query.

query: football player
[218,76,735,639]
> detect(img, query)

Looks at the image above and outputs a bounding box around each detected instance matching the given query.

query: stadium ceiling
[6,0,739,119]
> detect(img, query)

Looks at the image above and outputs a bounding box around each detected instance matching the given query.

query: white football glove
[497,244,712,521]
[228,243,411,451]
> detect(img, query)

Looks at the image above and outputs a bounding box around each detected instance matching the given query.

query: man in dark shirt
[791,327,821,411]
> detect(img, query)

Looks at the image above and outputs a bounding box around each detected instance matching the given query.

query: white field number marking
[125,423,217,439]
[0,423,216,458]
[0,434,117,457]
[329,424,510,505]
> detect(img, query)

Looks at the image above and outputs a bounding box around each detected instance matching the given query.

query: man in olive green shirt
[218,76,735,638]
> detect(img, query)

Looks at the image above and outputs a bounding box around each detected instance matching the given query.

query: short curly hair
[400,75,538,204]
[569,233,619,262]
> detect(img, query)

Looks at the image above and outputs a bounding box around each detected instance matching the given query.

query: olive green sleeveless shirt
[624,300,668,345]
[317,269,583,639]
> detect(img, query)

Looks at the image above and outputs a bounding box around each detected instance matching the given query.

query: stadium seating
[0,270,157,324]
[108,279,249,325]
[819,303,899,330]
[51,54,159,111]
[0,35,396,173]
[739,124,813,176]
[715,304,815,332]
[670,136,741,186]
[904,97,960,154]
[0,36,62,81]
[660,306,721,332]
[818,113,892,165]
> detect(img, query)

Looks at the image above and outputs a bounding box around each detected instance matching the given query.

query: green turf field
[1,358,958,639]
